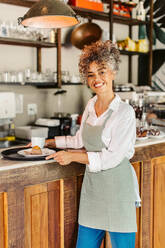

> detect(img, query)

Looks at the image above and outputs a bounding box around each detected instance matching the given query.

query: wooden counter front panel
[24,176,84,248]
[152,157,165,248]
[0,192,8,248]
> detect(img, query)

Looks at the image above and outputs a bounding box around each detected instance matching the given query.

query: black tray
[1,147,57,161]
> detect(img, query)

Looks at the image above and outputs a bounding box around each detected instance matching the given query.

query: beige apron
[78,108,138,232]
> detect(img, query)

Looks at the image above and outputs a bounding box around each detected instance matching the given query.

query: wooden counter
[0,143,165,248]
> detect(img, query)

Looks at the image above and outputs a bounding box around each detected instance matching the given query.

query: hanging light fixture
[18,0,79,28]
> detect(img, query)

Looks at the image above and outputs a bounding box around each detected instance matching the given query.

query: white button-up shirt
[56,94,136,173]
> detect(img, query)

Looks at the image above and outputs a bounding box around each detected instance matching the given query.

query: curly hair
[79,40,120,84]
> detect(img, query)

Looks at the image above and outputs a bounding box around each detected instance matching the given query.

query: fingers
[45,153,56,160]
[25,142,32,148]
[45,151,70,166]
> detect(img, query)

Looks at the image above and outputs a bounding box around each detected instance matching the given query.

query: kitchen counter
[0,135,165,171]
[0,142,165,248]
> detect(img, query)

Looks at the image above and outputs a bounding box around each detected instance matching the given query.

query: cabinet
[24,177,83,248]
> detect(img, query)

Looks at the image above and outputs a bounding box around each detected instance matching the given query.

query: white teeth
[94,83,104,88]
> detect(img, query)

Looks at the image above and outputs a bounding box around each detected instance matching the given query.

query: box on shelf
[69,0,104,12]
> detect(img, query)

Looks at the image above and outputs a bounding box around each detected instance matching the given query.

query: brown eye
[87,74,93,78]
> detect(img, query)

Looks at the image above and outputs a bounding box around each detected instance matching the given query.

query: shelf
[0,37,57,48]
[120,50,148,56]
[113,1,137,8]
[104,0,137,8]
[0,82,83,88]
[72,6,149,25]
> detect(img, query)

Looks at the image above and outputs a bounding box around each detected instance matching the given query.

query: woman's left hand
[46,151,72,166]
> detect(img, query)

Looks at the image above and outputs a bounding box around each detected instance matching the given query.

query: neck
[96,92,115,108]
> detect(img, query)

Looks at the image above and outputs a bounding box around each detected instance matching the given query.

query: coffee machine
[0,92,16,148]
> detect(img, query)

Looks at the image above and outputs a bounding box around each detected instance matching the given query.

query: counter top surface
[1,137,165,172]
[0,146,56,171]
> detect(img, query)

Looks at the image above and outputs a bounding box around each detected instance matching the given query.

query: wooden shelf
[0,37,57,48]
[104,0,137,8]
[0,82,83,88]
[120,50,148,56]
[72,6,149,25]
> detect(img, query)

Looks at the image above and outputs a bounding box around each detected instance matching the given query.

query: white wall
[0,3,148,126]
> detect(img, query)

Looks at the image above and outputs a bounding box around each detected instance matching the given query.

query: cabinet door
[132,162,141,248]
[24,177,80,248]
[0,192,8,248]
[153,158,165,248]
[104,162,141,248]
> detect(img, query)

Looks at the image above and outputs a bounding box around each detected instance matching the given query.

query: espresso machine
[0,92,16,148]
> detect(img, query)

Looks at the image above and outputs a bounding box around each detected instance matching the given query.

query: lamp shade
[18,0,79,28]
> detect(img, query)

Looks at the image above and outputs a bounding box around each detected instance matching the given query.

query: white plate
[148,131,165,139]
[17,148,55,158]
[136,136,148,141]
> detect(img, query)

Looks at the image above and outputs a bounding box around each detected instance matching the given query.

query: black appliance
[51,113,72,136]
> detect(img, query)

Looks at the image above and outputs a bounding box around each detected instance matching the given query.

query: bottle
[136,98,143,120]
[70,114,79,136]
[136,0,146,21]
[8,122,15,141]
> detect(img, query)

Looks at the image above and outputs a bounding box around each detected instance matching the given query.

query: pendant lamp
[18,0,79,28]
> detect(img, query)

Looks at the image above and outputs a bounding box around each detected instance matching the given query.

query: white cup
[31,137,45,149]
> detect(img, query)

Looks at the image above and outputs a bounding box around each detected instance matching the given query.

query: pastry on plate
[31,146,42,155]
[136,127,147,138]
[148,128,160,136]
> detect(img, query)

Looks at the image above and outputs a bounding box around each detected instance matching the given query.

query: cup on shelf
[3,72,11,82]
[70,74,80,83]
[31,137,45,149]
[17,71,24,83]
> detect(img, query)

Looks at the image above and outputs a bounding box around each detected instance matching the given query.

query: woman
[46,40,140,248]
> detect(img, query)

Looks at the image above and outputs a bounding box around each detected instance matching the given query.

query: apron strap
[102,109,113,128]
[84,108,113,127]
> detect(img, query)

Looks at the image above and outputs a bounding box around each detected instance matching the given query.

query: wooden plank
[60,179,64,248]
[31,194,41,248]
[0,0,37,7]
[57,29,62,88]
[141,160,153,248]
[0,193,5,248]
[64,177,77,248]
[152,157,165,248]
[3,193,8,248]
[132,162,141,248]
[7,190,24,248]
[37,47,42,73]
[48,180,61,248]
[77,175,83,212]
[24,184,47,248]
[0,37,57,48]
[40,192,48,248]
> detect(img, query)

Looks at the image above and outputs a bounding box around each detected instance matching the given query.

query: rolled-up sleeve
[87,107,136,172]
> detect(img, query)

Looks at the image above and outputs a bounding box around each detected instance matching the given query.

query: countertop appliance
[34,118,61,138]
[51,113,72,136]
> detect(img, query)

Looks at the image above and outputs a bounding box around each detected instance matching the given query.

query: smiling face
[87,61,115,96]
